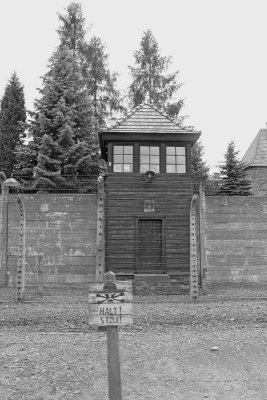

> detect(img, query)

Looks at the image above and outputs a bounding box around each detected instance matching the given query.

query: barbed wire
[0,175,99,194]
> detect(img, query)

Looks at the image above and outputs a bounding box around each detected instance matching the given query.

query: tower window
[113,145,133,172]
[140,146,160,173]
[166,146,186,173]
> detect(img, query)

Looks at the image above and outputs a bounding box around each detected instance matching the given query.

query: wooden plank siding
[105,173,192,279]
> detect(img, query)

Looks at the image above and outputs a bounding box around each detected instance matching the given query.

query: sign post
[89,271,133,400]
[107,325,122,400]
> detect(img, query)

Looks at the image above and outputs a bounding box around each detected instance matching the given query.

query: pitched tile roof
[242,127,267,167]
[103,102,200,135]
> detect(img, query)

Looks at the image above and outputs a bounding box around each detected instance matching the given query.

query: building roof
[98,102,201,160]
[102,102,200,135]
[242,127,267,167]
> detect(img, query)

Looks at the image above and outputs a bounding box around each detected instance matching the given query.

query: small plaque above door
[144,200,155,213]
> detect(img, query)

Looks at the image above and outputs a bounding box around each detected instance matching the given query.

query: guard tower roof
[99,102,201,159]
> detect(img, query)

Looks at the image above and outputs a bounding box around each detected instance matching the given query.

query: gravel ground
[0,285,266,400]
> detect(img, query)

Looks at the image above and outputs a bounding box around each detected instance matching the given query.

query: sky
[1,0,267,172]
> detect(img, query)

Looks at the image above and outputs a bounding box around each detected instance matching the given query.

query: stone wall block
[206,196,267,284]
[0,194,97,286]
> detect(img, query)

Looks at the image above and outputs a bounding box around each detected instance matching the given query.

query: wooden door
[136,219,163,273]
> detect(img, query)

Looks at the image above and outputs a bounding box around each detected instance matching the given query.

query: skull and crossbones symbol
[95,282,125,304]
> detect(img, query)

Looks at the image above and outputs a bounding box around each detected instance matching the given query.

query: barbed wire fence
[0,174,100,303]
[0,174,212,302]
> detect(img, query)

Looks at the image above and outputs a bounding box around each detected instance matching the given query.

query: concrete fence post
[199,183,207,294]
[96,175,105,282]
[0,181,9,287]
[190,194,199,299]
[16,194,26,301]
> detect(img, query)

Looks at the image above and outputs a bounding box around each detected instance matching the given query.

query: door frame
[134,216,166,274]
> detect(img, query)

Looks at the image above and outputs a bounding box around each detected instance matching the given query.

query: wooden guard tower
[99,103,201,294]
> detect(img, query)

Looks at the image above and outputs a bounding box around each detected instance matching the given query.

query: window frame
[112,144,134,173]
[139,145,160,173]
[165,145,187,174]
[108,142,190,174]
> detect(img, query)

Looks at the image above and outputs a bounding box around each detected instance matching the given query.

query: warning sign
[88,280,133,326]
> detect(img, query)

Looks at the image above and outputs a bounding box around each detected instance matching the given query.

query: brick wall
[205,196,267,284]
[1,194,97,286]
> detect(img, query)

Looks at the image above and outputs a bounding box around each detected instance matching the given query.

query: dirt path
[0,287,266,399]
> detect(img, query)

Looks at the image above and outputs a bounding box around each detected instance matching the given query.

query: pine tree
[128,29,183,121]
[34,48,94,144]
[58,3,123,128]
[34,134,64,188]
[28,47,97,188]
[84,36,123,128]
[218,141,252,196]
[13,141,38,182]
[57,2,86,54]
[15,3,96,188]
[17,3,121,190]
[191,141,210,192]
[0,73,26,177]
[205,172,220,195]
